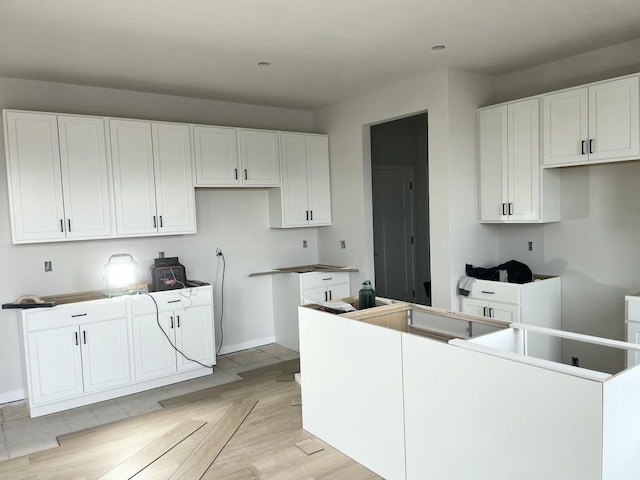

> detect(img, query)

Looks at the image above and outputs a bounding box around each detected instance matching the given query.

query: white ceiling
[2,0,640,110]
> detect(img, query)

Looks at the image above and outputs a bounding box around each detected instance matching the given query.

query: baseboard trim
[218,336,276,356]
[0,389,25,405]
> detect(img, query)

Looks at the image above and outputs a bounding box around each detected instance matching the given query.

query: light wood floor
[0,360,381,479]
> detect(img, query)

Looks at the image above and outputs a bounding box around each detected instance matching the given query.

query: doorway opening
[370,113,430,305]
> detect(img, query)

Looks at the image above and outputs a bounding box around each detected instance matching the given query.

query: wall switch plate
[44,261,52,272]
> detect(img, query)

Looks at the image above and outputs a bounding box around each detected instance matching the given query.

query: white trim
[0,389,25,405]
[217,336,276,356]
[511,322,640,351]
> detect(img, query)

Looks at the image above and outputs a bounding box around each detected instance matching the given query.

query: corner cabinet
[543,75,640,167]
[110,120,196,236]
[478,98,560,223]
[4,111,112,243]
[269,133,331,228]
[18,286,215,417]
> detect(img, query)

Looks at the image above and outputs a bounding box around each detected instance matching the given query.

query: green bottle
[359,280,376,309]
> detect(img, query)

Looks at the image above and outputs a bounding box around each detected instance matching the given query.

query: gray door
[372,165,416,302]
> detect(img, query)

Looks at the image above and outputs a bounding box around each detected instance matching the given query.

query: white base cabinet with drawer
[272,271,350,351]
[18,286,215,417]
[625,295,640,367]
[460,276,561,361]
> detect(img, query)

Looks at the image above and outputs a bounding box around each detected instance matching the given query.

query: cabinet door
[110,119,158,235]
[301,286,329,305]
[306,135,332,225]
[508,99,540,221]
[280,133,310,226]
[460,298,489,317]
[175,306,215,372]
[132,313,177,381]
[488,301,519,322]
[238,129,280,186]
[58,115,112,238]
[478,106,508,221]
[4,111,66,242]
[543,87,588,166]
[152,123,196,234]
[327,283,350,301]
[193,125,239,185]
[80,318,130,392]
[28,327,83,405]
[588,76,640,162]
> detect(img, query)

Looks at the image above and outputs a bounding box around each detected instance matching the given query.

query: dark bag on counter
[465,260,533,284]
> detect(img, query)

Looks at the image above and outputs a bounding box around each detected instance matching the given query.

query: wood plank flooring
[0,360,381,479]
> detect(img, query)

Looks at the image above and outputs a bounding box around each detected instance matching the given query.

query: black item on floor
[465,260,533,284]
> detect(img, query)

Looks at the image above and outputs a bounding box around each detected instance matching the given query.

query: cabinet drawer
[468,280,519,304]
[25,301,127,332]
[301,272,349,290]
[626,296,640,322]
[131,287,213,315]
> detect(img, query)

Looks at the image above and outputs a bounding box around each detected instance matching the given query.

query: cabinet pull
[502,203,507,216]
[68,219,71,232]
[480,290,495,294]
[168,299,181,303]
[508,203,513,215]
[234,168,238,180]
[581,140,587,155]
[60,219,64,232]
[153,215,157,228]
[323,277,333,281]
[244,169,248,180]
[310,210,313,221]
[170,316,174,329]
[71,313,87,317]
[176,315,180,328]
[489,307,494,318]
[329,290,332,300]
[83,330,87,344]
[324,291,328,302]
[589,139,594,154]
[483,306,488,317]
[74,332,79,346]
[306,210,309,221]
[159,215,163,228]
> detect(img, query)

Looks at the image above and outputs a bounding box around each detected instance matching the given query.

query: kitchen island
[299,300,640,480]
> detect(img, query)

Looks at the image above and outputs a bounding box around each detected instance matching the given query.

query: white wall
[493,39,640,373]
[0,77,317,403]
[313,68,496,309]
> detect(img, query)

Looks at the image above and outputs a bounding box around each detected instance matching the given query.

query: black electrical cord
[144,292,214,370]
[216,251,226,356]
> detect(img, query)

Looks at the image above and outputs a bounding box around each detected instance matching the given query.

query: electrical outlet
[158,251,165,259]
[216,248,222,256]
[528,241,533,252]
[302,240,308,248]
[44,261,52,272]
[340,240,346,249]
[571,356,580,367]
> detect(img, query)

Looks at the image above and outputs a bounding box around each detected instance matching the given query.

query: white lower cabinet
[625,295,640,367]
[19,286,215,417]
[272,271,350,351]
[459,276,561,361]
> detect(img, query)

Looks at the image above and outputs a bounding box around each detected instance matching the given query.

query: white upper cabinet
[478,99,558,223]
[193,127,280,186]
[4,111,112,243]
[543,76,639,167]
[151,123,196,233]
[58,115,112,238]
[269,133,331,228]
[193,125,239,185]
[110,119,195,236]
[238,129,280,186]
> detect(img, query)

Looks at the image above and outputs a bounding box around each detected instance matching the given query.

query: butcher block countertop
[249,264,358,277]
